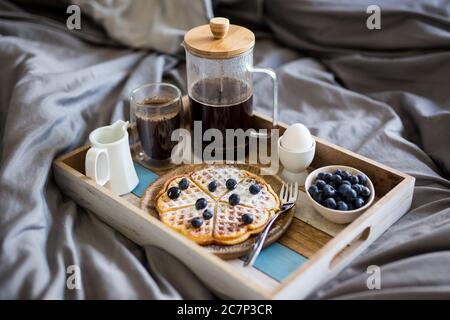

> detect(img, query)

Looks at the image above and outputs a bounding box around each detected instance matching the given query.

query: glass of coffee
[130,83,182,167]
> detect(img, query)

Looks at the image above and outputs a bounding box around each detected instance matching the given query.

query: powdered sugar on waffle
[213,202,271,244]
[159,202,215,245]
[155,166,280,245]
[190,166,246,200]
[225,176,279,211]
[156,176,210,212]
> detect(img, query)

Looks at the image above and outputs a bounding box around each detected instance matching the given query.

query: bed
[0,0,449,299]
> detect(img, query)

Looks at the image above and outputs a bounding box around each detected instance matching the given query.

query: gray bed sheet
[0,0,449,299]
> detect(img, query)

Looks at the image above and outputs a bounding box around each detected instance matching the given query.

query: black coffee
[189,77,253,135]
[136,97,180,160]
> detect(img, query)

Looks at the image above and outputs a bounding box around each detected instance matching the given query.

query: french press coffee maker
[183,17,278,144]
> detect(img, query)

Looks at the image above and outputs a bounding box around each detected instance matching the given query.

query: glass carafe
[184,18,278,144]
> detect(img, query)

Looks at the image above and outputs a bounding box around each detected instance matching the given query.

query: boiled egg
[281,123,313,151]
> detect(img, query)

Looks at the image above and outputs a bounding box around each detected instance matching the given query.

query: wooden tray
[53,111,415,299]
[140,163,294,259]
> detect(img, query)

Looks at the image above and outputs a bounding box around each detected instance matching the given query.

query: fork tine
[288,182,294,202]
[290,182,295,202]
[292,182,298,202]
[287,182,298,203]
[284,183,289,201]
[280,183,287,202]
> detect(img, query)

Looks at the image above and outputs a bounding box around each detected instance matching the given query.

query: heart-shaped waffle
[156,176,206,212]
[224,172,279,211]
[191,166,246,200]
[212,202,271,245]
[159,203,215,245]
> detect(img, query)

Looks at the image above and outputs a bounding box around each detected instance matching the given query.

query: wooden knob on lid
[184,18,254,58]
[210,17,229,39]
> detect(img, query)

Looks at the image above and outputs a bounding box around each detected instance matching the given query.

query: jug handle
[85,147,110,186]
[248,66,278,137]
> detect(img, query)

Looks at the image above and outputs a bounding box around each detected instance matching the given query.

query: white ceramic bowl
[305,165,375,224]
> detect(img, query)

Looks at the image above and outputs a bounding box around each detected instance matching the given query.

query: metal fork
[244,181,298,267]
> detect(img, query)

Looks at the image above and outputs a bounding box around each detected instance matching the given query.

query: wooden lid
[184,17,255,59]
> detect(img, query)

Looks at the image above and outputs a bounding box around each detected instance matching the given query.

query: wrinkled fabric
[0,0,212,299]
[0,0,449,300]
[72,0,212,54]
[255,0,450,299]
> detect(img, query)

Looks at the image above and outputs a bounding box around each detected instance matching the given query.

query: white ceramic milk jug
[85,120,139,195]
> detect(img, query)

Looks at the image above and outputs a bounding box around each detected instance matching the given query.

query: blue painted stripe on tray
[132,163,159,198]
[252,242,307,282]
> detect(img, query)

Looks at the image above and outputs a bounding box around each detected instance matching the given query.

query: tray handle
[328,226,371,271]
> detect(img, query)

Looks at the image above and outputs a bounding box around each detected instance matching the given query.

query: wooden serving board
[140,163,294,259]
[53,108,415,299]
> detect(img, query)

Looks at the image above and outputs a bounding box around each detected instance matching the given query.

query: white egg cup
[278,136,316,186]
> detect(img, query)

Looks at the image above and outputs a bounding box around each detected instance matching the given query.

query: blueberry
[242,213,254,225]
[208,180,217,192]
[323,172,332,183]
[323,185,336,198]
[226,178,237,190]
[229,193,240,206]
[195,198,208,210]
[361,186,371,198]
[338,183,352,195]
[336,201,349,211]
[347,202,355,210]
[202,209,213,220]
[328,181,337,189]
[317,172,325,180]
[353,197,365,209]
[178,178,189,190]
[357,174,368,185]
[341,180,351,187]
[352,184,363,195]
[191,217,203,228]
[349,175,359,185]
[308,185,319,196]
[312,191,323,203]
[341,171,351,180]
[343,188,357,202]
[322,197,337,209]
[249,184,261,195]
[331,174,343,185]
[167,187,181,200]
[335,195,343,203]
[334,169,343,176]
[315,179,326,190]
